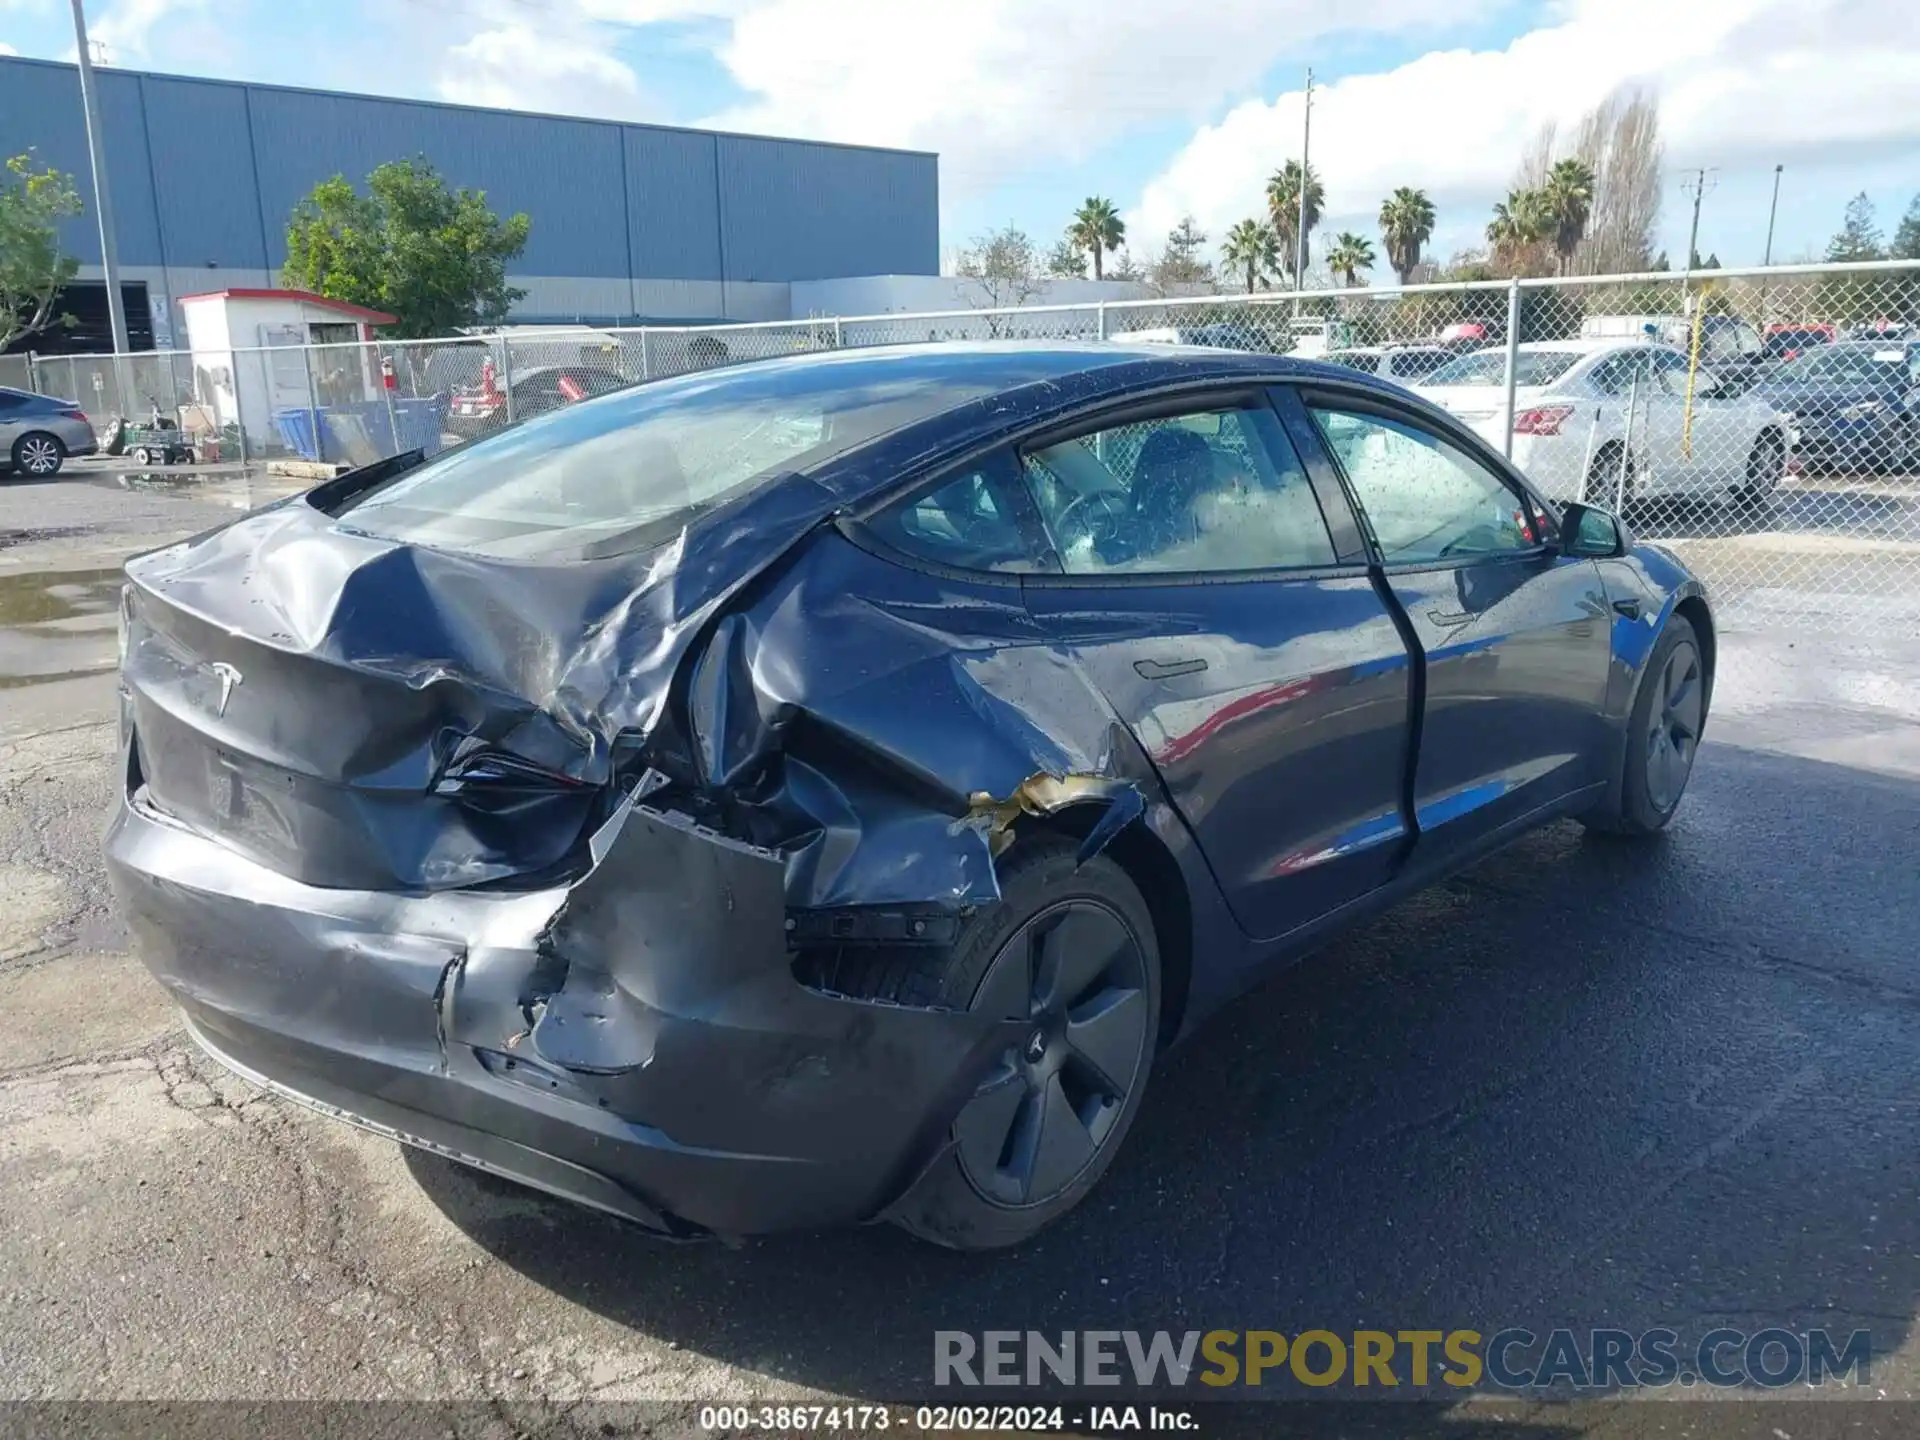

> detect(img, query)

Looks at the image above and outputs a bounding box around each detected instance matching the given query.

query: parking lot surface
[2,464,1918,1433]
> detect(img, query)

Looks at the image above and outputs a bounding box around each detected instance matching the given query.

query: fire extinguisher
[481,356,499,402]
[380,355,396,391]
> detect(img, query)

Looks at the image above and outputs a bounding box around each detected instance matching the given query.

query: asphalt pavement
[2,460,1918,1437]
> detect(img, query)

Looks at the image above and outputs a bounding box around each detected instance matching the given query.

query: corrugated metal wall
[0,56,939,289]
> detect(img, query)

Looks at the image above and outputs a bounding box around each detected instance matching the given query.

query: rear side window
[1019,404,1336,575]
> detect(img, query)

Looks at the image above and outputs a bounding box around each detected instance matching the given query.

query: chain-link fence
[12,259,1917,629]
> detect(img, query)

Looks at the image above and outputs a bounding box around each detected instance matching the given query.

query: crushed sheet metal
[955,771,1146,860]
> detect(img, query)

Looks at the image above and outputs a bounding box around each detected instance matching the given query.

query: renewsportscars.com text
[934,1327,1872,1391]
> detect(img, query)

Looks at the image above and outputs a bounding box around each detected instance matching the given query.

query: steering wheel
[1050,489,1131,551]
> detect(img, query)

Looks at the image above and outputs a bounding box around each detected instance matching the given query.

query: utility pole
[1680,167,1717,278]
[1762,163,1784,267]
[69,0,130,358]
[1294,68,1313,299]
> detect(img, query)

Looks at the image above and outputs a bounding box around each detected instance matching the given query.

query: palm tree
[1219,218,1280,293]
[1378,187,1437,284]
[1265,161,1323,287]
[1487,188,1551,268]
[1541,157,1597,275]
[1325,231,1375,287]
[1069,197,1126,281]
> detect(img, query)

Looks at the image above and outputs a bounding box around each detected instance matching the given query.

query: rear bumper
[106,785,1015,1238]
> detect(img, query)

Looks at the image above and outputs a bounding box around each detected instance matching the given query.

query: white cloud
[88,0,205,63]
[1130,0,1920,262]
[0,41,18,55]
[687,0,1500,193]
[437,22,650,120]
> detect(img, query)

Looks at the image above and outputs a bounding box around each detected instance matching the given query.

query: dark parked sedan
[1747,341,1920,474]
[107,343,1714,1249]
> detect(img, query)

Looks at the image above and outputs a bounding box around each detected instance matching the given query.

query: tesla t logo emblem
[209,662,243,718]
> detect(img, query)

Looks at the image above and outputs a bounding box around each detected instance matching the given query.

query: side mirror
[1559,501,1629,558]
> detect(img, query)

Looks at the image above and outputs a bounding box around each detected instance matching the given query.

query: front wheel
[10,432,65,477]
[1581,614,1707,837]
[1737,430,1785,507]
[877,840,1160,1250]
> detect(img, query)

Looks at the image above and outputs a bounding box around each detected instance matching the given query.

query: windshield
[1424,349,1582,388]
[1772,346,1904,384]
[338,354,999,559]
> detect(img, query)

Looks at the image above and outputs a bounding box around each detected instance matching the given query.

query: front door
[1014,394,1415,942]
[1294,391,1614,871]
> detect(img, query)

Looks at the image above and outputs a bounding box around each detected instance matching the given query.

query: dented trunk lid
[121,476,835,892]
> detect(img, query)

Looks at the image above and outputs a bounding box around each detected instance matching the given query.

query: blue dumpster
[273,400,444,463]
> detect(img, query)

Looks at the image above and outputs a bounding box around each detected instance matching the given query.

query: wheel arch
[1673,591,1716,713]
[1027,803,1193,1053]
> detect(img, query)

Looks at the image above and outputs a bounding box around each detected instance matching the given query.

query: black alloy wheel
[955,900,1153,1208]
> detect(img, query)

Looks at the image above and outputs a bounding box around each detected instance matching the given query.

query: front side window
[1309,406,1538,564]
[1020,404,1336,576]
[866,453,1039,573]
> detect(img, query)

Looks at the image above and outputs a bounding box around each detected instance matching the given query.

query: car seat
[1130,428,1217,553]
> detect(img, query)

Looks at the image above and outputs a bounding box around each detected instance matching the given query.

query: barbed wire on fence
[10,259,1919,628]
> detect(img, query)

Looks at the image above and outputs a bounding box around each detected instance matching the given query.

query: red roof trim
[174,288,397,324]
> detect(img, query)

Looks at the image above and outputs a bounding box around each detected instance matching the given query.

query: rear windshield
[1424,349,1582,388]
[337,355,997,559]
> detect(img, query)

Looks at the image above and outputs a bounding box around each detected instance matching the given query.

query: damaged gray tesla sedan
[107,342,1714,1249]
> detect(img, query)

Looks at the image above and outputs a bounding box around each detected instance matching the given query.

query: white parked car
[1320,344,1457,383]
[1411,339,1790,505]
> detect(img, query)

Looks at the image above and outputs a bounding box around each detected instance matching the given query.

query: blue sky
[4,0,1917,280]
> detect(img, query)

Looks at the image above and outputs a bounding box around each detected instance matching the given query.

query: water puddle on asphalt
[0,567,124,688]
[80,465,307,510]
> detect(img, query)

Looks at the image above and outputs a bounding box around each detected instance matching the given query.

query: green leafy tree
[1068,197,1126,281]
[1265,161,1323,287]
[1893,194,1920,261]
[282,158,531,339]
[1487,188,1552,273]
[0,152,83,353]
[1220,218,1280,293]
[1541,157,1597,274]
[1378,187,1436,284]
[1824,192,1884,262]
[1149,214,1215,292]
[1045,234,1088,279]
[1325,231,1375,287]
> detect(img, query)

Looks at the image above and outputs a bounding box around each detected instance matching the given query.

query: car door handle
[1134,657,1207,680]
[1425,608,1473,628]
[1612,598,1642,620]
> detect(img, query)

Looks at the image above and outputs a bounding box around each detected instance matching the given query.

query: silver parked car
[0,386,97,477]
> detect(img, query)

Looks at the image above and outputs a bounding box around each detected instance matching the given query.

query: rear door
[1292,388,1614,872]
[1015,391,1415,942]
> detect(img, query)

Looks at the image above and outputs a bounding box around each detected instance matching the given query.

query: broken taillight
[1513,404,1576,436]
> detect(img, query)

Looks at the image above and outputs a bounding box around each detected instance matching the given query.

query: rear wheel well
[1030,804,1192,1052]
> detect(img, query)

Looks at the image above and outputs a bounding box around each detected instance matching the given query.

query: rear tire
[11,432,65,477]
[1581,614,1706,837]
[1584,442,1634,507]
[867,840,1161,1251]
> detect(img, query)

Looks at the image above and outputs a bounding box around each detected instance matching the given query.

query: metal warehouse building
[0,55,940,346]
